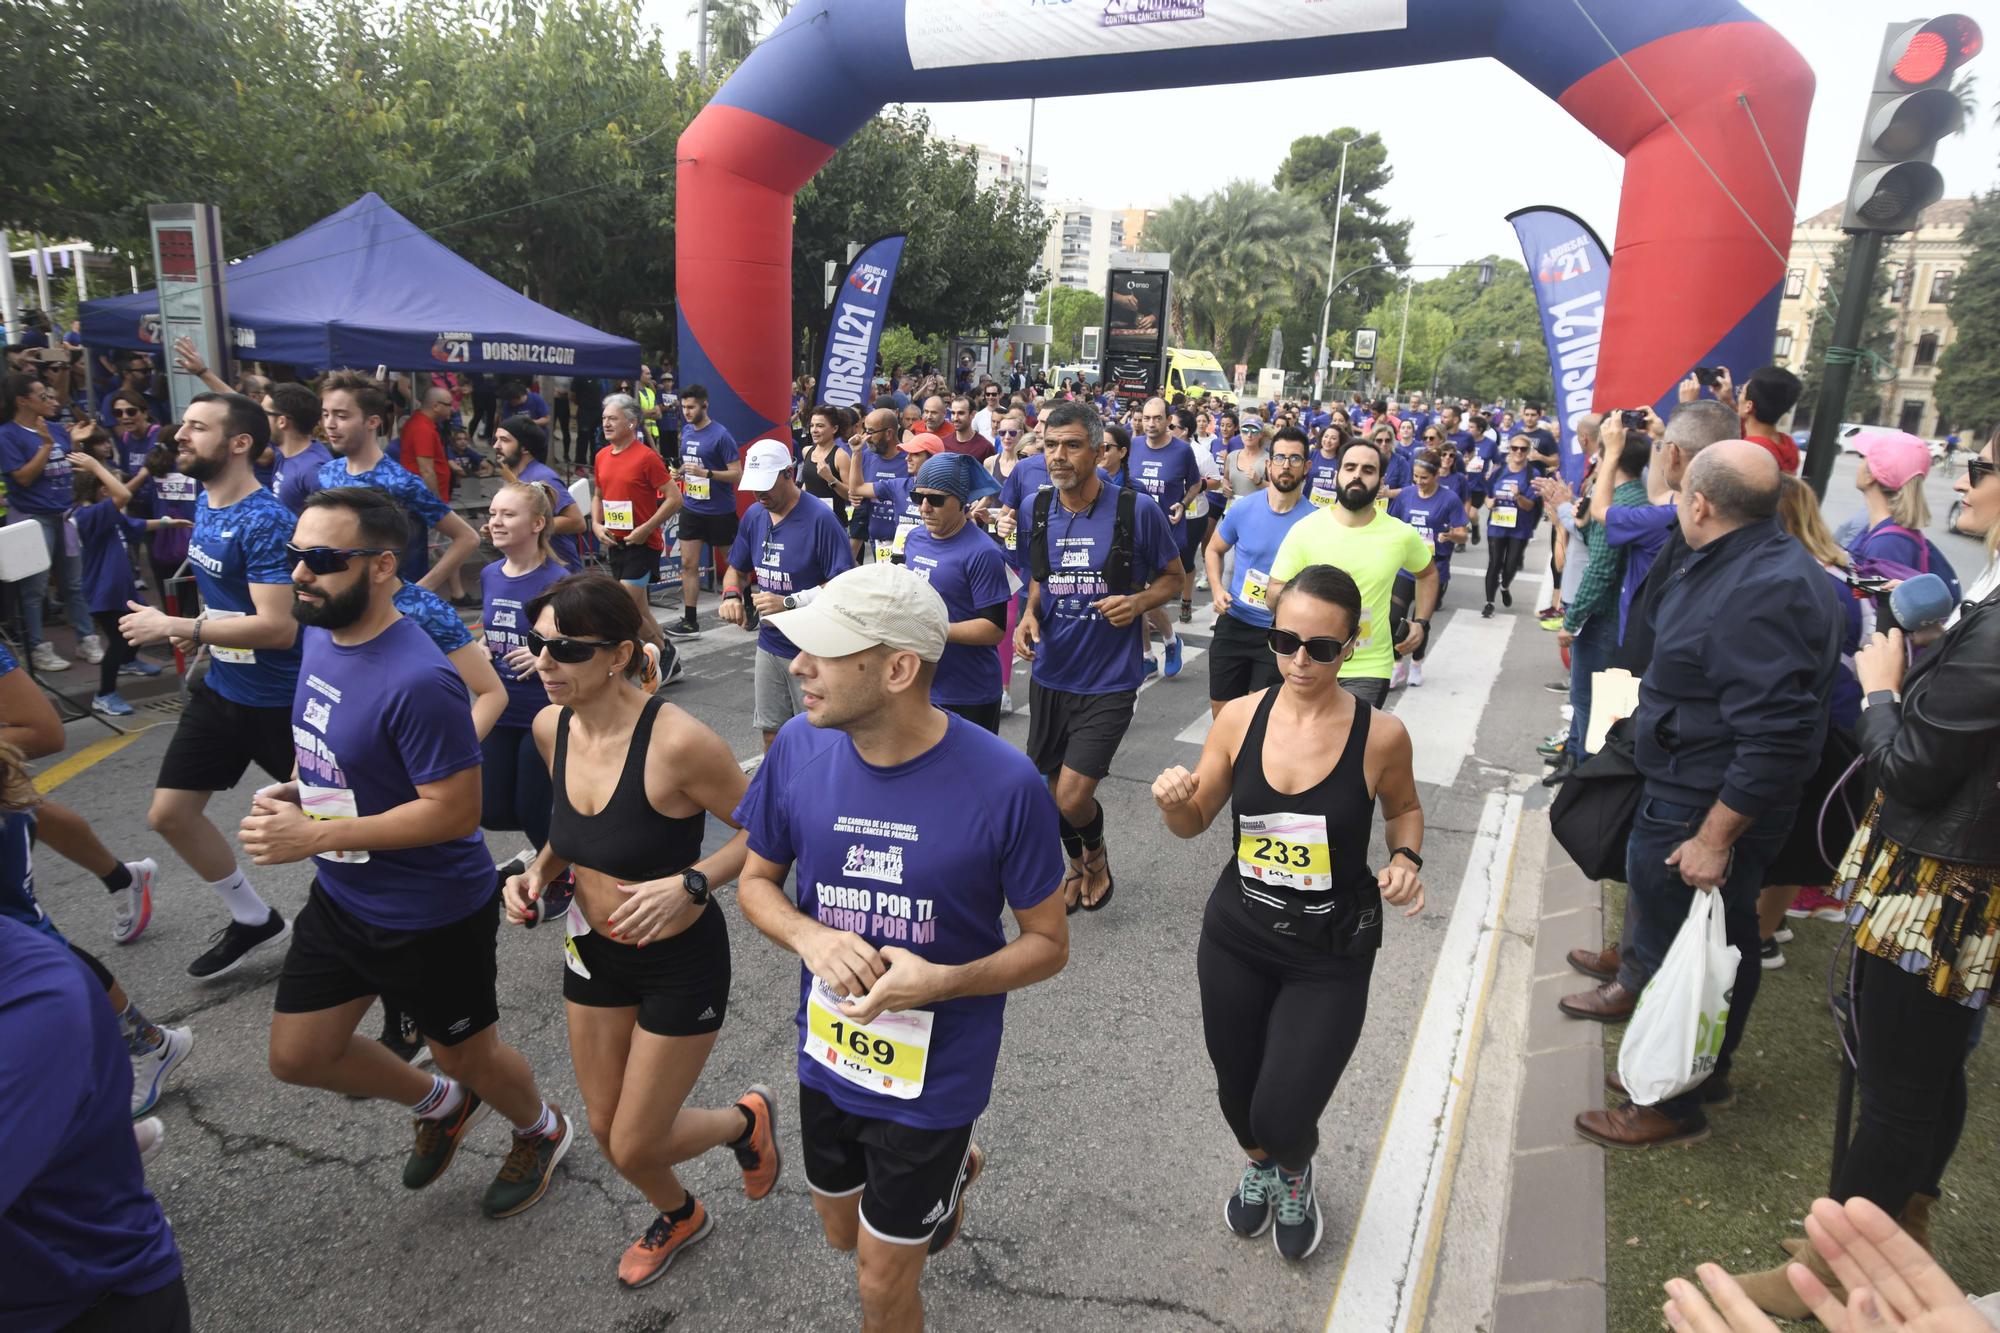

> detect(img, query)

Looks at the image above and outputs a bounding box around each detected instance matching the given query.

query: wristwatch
[681,868,710,904]
[1864,689,1901,711]
[1389,846,1424,870]
[783,594,799,610]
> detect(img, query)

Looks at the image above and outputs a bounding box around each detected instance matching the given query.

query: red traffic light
[1889,14,1983,86]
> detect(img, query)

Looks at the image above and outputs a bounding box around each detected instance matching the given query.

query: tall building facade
[1039,203,1127,294]
[1777,198,1974,437]
[949,138,1049,205]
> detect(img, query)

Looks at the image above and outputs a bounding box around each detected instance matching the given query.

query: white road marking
[1389,614,1516,788]
[1324,790,1525,1333]
[1175,711,1213,745]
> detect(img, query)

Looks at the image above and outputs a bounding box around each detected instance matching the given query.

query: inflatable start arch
[675,0,1813,446]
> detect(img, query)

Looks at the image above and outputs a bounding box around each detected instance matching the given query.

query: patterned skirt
[1837,801,1999,1011]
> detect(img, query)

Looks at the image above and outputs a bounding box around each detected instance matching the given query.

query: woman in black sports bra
[1151,564,1426,1264]
[498,574,780,1291]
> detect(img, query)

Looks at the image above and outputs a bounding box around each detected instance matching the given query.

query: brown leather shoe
[1566,944,1619,981]
[1604,1069,1735,1109]
[1731,1244,1841,1319]
[1559,979,1636,1022]
[1574,1102,1707,1149]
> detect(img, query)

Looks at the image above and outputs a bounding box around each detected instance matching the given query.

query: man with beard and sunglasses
[118,392,301,981]
[1267,437,1437,709]
[1204,427,1313,717]
[245,487,574,1218]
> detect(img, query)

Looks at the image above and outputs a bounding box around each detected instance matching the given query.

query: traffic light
[1842,15,1983,232]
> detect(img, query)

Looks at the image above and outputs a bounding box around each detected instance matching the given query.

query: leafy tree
[1273,129,1411,380]
[1036,285,1102,366]
[876,326,941,380]
[1143,182,1327,370]
[1935,189,2000,440]
[692,0,765,66]
[1796,235,1898,428]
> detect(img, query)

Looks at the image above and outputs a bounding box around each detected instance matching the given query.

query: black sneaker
[666,613,700,638]
[1272,1161,1323,1261]
[1500,588,1513,608]
[186,909,290,981]
[404,1089,490,1189]
[1469,524,1482,546]
[1481,602,1495,619]
[1225,1161,1279,1238]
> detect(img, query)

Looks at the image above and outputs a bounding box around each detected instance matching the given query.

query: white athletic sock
[412,1073,465,1120]
[207,870,272,926]
[515,1101,558,1139]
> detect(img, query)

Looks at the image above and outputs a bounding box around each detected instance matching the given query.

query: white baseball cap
[740,439,795,492]
[765,563,949,662]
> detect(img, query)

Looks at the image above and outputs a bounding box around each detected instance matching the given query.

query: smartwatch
[1864,689,1901,712]
[1389,846,1424,870]
[681,868,710,904]
[783,594,799,610]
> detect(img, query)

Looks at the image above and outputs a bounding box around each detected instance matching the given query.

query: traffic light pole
[1802,228,1885,498]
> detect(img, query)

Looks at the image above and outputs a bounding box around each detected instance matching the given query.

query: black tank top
[1218,688,1382,954]
[548,696,705,882]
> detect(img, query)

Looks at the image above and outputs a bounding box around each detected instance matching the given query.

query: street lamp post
[1310,135,1359,404]
[1393,274,1413,395]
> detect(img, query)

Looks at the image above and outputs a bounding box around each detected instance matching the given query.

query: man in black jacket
[1567,442,1844,1148]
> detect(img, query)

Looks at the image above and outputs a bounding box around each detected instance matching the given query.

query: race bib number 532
[803,977,933,1100]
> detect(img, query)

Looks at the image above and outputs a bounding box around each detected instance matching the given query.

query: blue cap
[914,453,1001,505]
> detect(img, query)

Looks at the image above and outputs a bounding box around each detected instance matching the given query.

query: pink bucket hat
[1852,429,1931,491]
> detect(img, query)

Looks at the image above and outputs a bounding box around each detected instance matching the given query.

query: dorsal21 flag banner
[818,234,908,411]
[1507,207,1612,488]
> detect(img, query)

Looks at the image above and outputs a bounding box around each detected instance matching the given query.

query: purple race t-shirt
[292,617,492,930]
[733,712,1063,1128]
[481,557,568,730]
[516,459,583,571]
[1015,484,1180,696]
[678,418,740,516]
[901,522,1013,706]
[71,500,146,615]
[727,492,854,659]
[271,440,334,516]
[1129,437,1203,536]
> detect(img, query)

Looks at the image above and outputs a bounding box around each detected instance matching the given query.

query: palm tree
[1948,72,1977,133]
[1147,182,1328,367]
[690,0,763,65]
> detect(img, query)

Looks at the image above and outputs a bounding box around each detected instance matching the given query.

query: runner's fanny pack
[1235,880,1381,955]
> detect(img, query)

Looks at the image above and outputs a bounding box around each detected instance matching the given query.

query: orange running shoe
[617,1199,712,1289]
[732,1084,782,1200]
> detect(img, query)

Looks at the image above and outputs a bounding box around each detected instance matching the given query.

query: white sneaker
[134,1116,166,1165]
[78,634,107,665]
[1390,658,1410,690]
[131,1025,194,1118]
[30,642,71,672]
[110,858,158,945]
[999,689,1015,715]
[1408,659,1424,687]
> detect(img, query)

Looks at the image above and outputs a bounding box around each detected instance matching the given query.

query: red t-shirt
[399,413,450,501]
[594,442,672,551]
[942,430,993,462]
[1747,430,1801,476]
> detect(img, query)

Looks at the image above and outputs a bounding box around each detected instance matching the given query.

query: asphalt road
[36,448,1975,1332]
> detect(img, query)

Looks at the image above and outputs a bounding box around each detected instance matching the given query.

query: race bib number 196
[803,977,933,1100]
[602,499,636,531]
[1236,811,1332,892]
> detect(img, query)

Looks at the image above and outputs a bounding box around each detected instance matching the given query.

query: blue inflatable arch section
[676,0,1813,451]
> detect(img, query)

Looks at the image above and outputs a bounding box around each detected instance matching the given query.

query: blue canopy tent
[79,193,640,378]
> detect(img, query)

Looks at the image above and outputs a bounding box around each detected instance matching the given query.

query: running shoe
[1500,588,1513,609]
[1539,615,1563,632]
[1785,887,1847,921]
[494,847,536,881]
[1143,656,1159,679]
[1390,658,1409,690]
[1272,1161,1324,1261]
[1535,732,1567,757]
[1469,524,1481,547]
[1774,925,1794,944]
[1481,603,1494,619]
[1543,678,1570,693]
[134,1116,166,1165]
[1225,1160,1280,1238]
[1407,659,1424,687]
[1179,601,1193,624]
[110,858,157,945]
[733,1084,782,1200]
[404,1089,490,1190]
[78,634,107,665]
[618,1201,713,1288]
[131,1025,194,1119]
[1164,637,1183,678]
[186,909,289,981]
[639,642,664,693]
[481,1107,574,1218]
[1759,938,1786,970]
[999,689,1014,716]
[666,612,701,638]
[928,1142,984,1255]
[91,693,135,717]
[31,642,71,672]
[119,656,164,678]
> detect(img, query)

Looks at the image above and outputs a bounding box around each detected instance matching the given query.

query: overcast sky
[640,0,1999,268]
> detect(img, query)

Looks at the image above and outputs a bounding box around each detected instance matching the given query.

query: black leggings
[1833,951,1976,1211]
[59,1275,191,1333]
[1484,534,1528,603]
[480,724,552,849]
[1198,911,1373,1172]
[90,611,136,698]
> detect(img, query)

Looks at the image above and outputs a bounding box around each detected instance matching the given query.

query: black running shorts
[605,541,659,583]
[1207,610,1279,704]
[155,680,294,794]
[676,509,740,549]
[1024,683,1136,782]
[561,898,729,1038]
[275,880,501,1047]
[798,1083,978,1246]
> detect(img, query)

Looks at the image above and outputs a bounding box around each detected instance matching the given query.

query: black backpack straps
[1105,484,1139,594]
[1028,486,1054,585]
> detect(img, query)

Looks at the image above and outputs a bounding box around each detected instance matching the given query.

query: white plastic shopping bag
[1617,891,1739,1106]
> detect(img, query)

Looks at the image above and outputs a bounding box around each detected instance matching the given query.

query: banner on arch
[817,234,907,411]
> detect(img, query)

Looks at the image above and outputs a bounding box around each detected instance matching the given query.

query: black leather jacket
[1857,585,2000,865]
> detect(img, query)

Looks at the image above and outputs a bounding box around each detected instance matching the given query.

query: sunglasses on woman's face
[998,428,1021,439]
[114,407,143,418]
[285,543,390,574]
[525,630,617,663]
[1266,627,1349,664]
[1963,456,1996,487]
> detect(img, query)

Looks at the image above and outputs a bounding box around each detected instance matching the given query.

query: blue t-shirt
[1485,465,1541,538]
[1017,484,1180,696]
[316,454,452,580]
[902,522,1014,706]
[1384,443,1419,492]
[393,580,473,654]
[0,810,56,941]
[856,449,911,541]
[271,440,334,516]
[728,493,855,659]
[1215,491,1315,630]
[733,713,1064,1129]
[0,420,76,514]
[1605,502,1678,644]
[187,487,301,707]
[292,618,493,930]
[481,557,568,729]
[1388,487,1469,569]
[678,419,740,516]
[0,915,183,1332]
[517,459,583,571]
[1129,438,1203,536]
[510,391,550,421]
[72,500,147,615]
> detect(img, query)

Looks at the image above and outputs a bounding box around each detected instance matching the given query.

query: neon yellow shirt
[1270,508,1433,681]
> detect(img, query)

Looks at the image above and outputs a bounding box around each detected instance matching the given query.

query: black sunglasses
[1267,627,1349,664]
[525,630,617,663]
[915,491,957,508]
[1964,456,1996,487]
[114,407,143,418]
[286,543,391,574]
